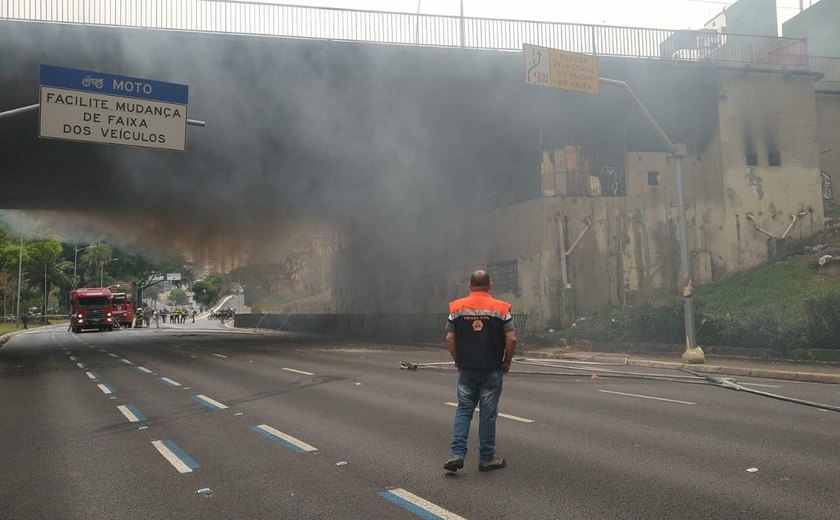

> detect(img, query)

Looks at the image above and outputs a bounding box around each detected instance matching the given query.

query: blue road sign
[40,64,188,105]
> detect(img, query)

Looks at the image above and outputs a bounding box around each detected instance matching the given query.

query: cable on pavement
[680,368,840,413]
[398,356,840,412]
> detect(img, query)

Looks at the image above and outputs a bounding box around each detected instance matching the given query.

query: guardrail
[0,0,817,70]
[234,313,528,343]
[811,56,840,83]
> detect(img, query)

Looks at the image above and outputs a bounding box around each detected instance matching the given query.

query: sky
[249,0,814,32]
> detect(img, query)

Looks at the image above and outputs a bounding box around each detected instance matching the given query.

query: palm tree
[24,240,72,321]
[80,243,113,286]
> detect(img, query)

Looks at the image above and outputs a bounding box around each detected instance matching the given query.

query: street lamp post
[43,264,48,324]
[73,245,79,289]
[459,0,465,48]
[16,236,22,328]
[73,244,96,289]
[101,258,119,286]
[599,77,704,364]
[415,0,422,44]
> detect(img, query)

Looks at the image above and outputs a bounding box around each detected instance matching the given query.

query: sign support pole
[0,104,38,120]
[0,103,206,126]
[600,77,704,364]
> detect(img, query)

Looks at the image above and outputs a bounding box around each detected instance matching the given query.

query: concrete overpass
[0,4,734,254]
[1,1,835,322]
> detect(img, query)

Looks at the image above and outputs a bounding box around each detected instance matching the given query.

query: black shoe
[444,458,464,472]
[479,457,506,472]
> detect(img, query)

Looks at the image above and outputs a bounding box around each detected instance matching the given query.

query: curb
[0,328,29,348]
[628,359,840,385]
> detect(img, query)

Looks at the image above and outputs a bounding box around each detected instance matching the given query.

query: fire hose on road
[399,356,840,412]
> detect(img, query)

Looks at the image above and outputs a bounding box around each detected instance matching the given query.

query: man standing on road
[444,270,516,473]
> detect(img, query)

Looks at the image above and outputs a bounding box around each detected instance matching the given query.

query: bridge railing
[810,56,840,84]
[4,0,837,80]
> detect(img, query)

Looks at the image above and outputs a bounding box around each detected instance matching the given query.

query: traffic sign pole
[523,45,703,363]
[598,77,704,364]
[0,103,205,126]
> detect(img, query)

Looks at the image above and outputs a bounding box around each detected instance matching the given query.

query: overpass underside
[1,16,824,327]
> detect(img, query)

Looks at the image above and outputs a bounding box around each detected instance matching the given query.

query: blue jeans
[450,368,503,465]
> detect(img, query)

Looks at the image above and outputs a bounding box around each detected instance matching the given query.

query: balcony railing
[2,0,838,80]
[810,56,840,83]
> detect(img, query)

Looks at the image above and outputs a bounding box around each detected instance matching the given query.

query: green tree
[192,273,226,307]
[0,223,27,317]
[23,240,72,319]
[80,243,113,286]
[108,250,194,304]
[168,287,189,306]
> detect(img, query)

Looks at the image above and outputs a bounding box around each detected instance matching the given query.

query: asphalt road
[2,321,840,519]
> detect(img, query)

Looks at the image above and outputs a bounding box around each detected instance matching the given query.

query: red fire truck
[69,287,116,333]
[110,292,135,328]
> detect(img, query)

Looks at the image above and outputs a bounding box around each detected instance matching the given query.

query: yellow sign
[549,49,600,95]
[524,44,599,95]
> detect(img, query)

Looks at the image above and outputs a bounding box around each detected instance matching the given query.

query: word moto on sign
[39,65,189,151]
[523,44,600,95]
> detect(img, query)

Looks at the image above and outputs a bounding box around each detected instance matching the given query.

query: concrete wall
[722,0,778,37]
[331,69,827,331]
[816,93,840,202]
[716,71,824,272]
[333,67,826,331]
[783,0,840,57]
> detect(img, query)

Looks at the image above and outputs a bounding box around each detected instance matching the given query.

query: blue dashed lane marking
[250,425,318,454]
[151,440,200,473]
[192,394,228,411]
[378,489,466,520]
[97,383,117,394]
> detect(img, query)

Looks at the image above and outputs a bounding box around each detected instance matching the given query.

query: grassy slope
[695,259,840,320]
[568,252,840,350]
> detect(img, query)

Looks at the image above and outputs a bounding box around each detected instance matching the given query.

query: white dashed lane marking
[117,404,147,423]
[97,383,116,395]
[598,389,695,405]
[151,440,200,474]
[281,367,315,376]
[444,402,534,423]
[192,394,229,410]
[251,424,318,453]
[380,488,466,520]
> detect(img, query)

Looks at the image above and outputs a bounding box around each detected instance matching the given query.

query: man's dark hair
[469,270,491,289]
